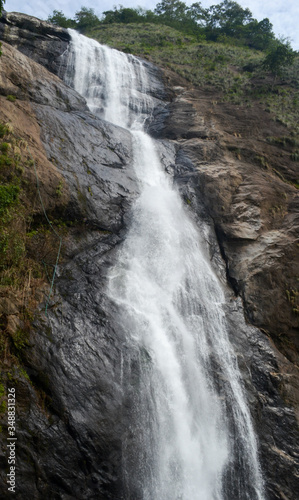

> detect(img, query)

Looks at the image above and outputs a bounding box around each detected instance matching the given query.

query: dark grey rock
[33,104,138,232]
[0,12,298,500]
[0,11,70,76]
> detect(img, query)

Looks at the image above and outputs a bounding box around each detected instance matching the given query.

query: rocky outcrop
[156,79,299,362]
[0,14,298,500]
[0,11,70,76]
[0,38,136,499]
[156,83,299,499]
[0,33,173,499]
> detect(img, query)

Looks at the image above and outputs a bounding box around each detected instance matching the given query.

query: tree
[154,0,203,36]
[207,0,253,36]
[187,2,208,26]
[154,0,188,21]
[263,40,296,77]
[244,18,274,50]
[0,0,5,56]
[75,7,100,33]
[47,10,76,28]
[102,6,143,24]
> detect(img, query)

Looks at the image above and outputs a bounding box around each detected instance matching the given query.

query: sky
[3,0,299,50]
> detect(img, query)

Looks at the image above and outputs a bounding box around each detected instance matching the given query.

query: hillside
[0,9,298,386]
[88,22,299,140]
[0,11,298,499]
[85,22,299,362]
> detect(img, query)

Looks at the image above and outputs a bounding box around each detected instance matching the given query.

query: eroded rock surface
[155,77,299,363]
[155,81,299,498]
[0,11,70,76]
[0,14,298,500]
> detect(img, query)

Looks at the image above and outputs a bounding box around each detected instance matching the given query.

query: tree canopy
[263,39,296,76]
[74,7,100,31]
[46,1,292,54]
[47,10,76,28]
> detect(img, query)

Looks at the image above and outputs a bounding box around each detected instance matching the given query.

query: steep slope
[157,75,299,360]
[0,11,298,500]
[88,21,299,362]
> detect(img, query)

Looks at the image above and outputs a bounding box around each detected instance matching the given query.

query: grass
[0,124,41,288]
[0,120,70,370]
[0,118,77,412]
[88,23,299,137]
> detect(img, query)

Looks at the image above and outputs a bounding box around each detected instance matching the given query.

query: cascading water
[64,30,265,500]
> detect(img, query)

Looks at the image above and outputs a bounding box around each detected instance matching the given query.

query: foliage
[263,40,296,77]
[0,0,5,16]
[102,6,149,24]
[0,122,66,291]
[0,0,4,56]
[6,95,16,102]
[74,7,100,33]
[47,10,76,28]
[0,125,34,284]
[0,121,73,379]
[0,184,19,216]
[88,21,299,136]
[154,0,189,21]
[48,7,100,32]
[47,1,277,50]
[205,0,252,35]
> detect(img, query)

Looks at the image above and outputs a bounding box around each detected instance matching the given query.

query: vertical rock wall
[0,13,298,499]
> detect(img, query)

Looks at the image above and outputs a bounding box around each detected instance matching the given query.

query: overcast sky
[4,0,299,50]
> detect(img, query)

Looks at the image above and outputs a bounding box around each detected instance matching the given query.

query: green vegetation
[48,1,277,51]
[46,9,76,29]
[0,120,74,408]
[0,124,38,288]
[6,94,17,102]
[0,0,5,56]
[263,39,296,77]
[47,2,298,136]
[286,289,299,315]
[55,179,64,197]
[0,121,68,371]
[86,22,298,136]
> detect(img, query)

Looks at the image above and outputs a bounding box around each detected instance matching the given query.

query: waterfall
[65,30,265,500]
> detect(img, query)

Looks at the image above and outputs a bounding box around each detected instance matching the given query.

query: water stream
[64,30,265,500]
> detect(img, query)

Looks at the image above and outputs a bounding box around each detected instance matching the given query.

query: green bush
[263,40,296,77]
[0,124,9,138]
[0,142,10,153]
[0,185,19,215]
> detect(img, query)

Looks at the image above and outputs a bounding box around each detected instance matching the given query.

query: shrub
[263,40,296,77]
[0,185,19,215]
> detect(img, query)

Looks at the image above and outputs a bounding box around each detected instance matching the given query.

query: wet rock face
[0,12,70,75]
[223,298,299,500]
[160,85,299,363]
[0,11,70,76]
[0,34,175,499]
[0,15,298,500]
[34,105,137,231]
[18,251,129,500]
[0,39,140,499]
[159,86,299,500]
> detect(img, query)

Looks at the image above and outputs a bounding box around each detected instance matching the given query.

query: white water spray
[65,30,265,500]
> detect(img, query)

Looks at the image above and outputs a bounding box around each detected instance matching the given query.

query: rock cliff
[0,12,298,500]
